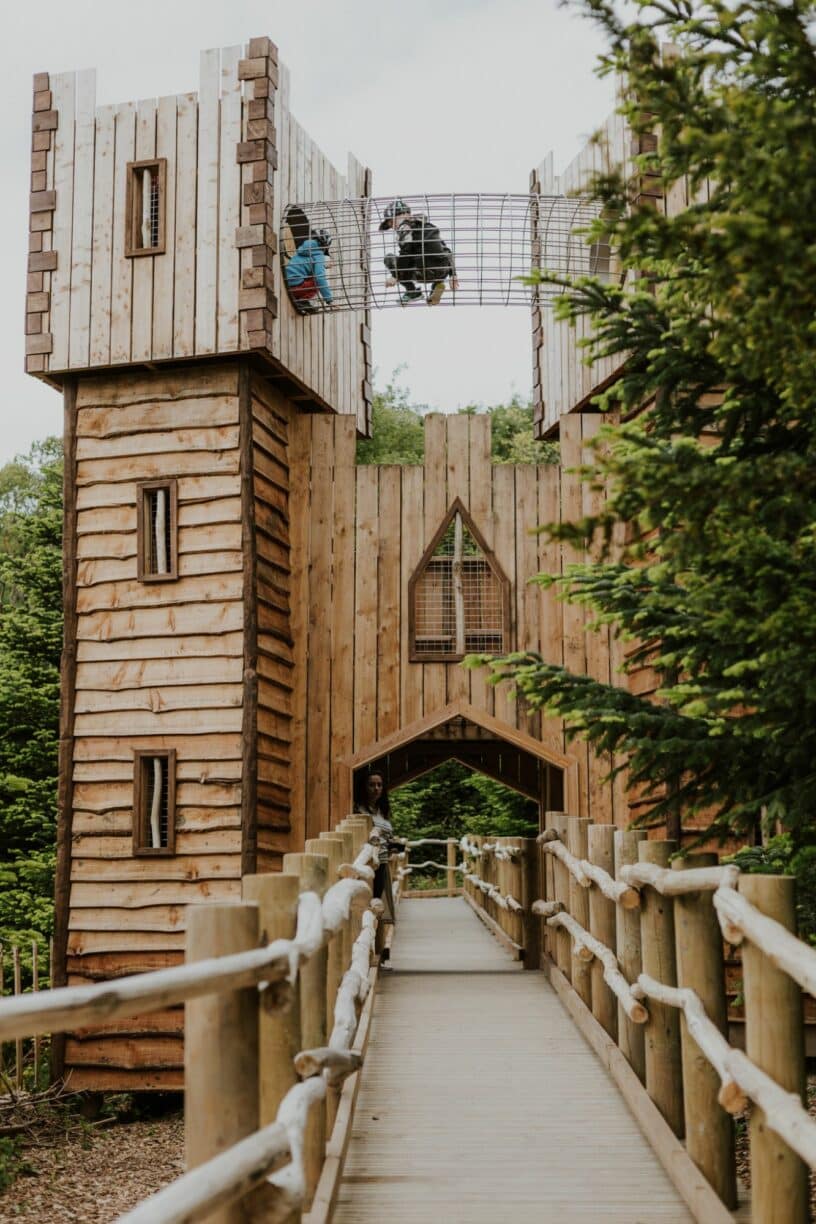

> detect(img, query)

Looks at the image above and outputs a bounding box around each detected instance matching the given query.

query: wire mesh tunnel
[281,193,613,312]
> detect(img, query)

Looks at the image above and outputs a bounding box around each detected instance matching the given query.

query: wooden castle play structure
[27,39,657,1089]
[11,32,816,1224]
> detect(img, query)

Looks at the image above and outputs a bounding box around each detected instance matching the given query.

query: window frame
[136,478,179,583]
[408,497,511,663]
[132,748,177,857]
[124,158,168,258]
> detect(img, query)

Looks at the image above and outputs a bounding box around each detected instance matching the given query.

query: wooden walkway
[333,897,694,1223]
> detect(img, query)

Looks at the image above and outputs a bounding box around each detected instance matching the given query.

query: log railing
[461,834,541,966]
[0,813,388,1224]
[534,814,816,1224]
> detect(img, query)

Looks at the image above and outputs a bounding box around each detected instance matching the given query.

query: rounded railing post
[185,902,260,1224]
[672,852,736,1208]
[308,836,344,1039]
[568,817,592,1009]
[614,829,646,1081]
[520,837,541,970]
[284,851,329,1211]
[741,874,808,1224]
[639,839,684,1137]
[242,873,301,1127]
[447,838,457,896]
[588,824,617,1040]
[549,812,571,980]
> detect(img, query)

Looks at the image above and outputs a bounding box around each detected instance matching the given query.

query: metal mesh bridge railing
[281,192,614,312]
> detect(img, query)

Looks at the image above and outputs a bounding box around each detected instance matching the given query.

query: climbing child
[283,228,334,313]
[379,199,459,305]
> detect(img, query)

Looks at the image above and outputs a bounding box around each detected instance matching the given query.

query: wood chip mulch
[0,1112,183,1222]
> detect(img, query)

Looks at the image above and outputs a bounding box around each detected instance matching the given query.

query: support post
[185,903,260,1224]
[588,824,618,1040]
[639,839,684,1137]
[672,853,736,1208]
[242,873,301,1126]
[614,829,646,1081]
[520,837,541,970]
[568,816,592,1009]
[447,838,457,896]
[549,812,571,980]
[741,874,808,1224]
[283,852,329,1211]
[307,836,343,1035]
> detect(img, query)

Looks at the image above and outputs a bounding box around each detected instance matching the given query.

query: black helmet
[313,228,332,253]
[379,199,410,231]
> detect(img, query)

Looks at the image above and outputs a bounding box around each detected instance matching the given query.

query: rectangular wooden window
[137,479,178,582]
[133,749,176,856]
[125,159,167,257]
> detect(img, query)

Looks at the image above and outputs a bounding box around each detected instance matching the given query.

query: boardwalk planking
[334,899,694,1223]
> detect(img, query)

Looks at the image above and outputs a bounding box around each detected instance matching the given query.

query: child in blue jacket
[284,229,334,313]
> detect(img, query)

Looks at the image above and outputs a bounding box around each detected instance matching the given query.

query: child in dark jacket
[284,229,334,313]
[380,199,458,305]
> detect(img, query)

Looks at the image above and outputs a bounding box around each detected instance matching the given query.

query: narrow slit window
[137,479,178,582]
[409,501,510,662]
[133,749,176,856]
[125,159,167,257]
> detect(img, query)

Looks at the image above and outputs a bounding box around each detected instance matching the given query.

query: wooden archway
[336,701,578,824]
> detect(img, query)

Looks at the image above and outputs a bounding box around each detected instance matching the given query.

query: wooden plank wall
[63,362,284,1089]
[29,42,369,427]
[251,376,295,871]
[293,412,625,839]
[534,94,631,439]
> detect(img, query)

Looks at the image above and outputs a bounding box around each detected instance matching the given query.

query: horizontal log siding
[65,365,245,1087]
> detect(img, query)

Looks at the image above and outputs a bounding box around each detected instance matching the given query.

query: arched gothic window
[409,499,510,662]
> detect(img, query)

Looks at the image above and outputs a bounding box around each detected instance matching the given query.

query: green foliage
[356,372,426,465]
[390,761,538,842]
[0,440,62,980]
[728,837,816,945]
[481,0,816,839]
[390,761,538,888]
[356,376,558,466]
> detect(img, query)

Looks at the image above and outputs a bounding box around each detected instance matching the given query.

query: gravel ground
[0,1111,183,1222]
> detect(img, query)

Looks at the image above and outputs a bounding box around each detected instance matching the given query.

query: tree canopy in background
[0,440,62,976]
[479,0,816,842]
[356,372,558,465]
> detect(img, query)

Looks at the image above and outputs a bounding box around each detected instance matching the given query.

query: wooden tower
[28,39,371,1088]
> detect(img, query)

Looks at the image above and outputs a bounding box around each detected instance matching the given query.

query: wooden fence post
[331,828,357,965]
[614,829,646,1082]
[307,837,343,1031]
[520,838,541,970]
[741,874,808,1224]
[549,813,571,980]
[588,825,617,1040]
[185,903,260,1224]
[672,853,736,1208]
[447,839,457,896]
[242,874,301,1126]
[284,852,329,1211]
[568,817,592,1009]
[12,947,22,1090]
[639,839,684,1137]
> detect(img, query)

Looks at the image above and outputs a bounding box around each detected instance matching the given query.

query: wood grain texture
[334,899,694,1222]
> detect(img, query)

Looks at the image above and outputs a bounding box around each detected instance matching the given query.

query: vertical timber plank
[68,69,95,369]
[422,416,447,715]
[50,72,76,371]
[377,466,401,739]
[217,47,242,353]
[131,98,157,362]
[110,102,136,364]
[400,465,424,727]
[306,417,333,840]
[354,467,378,752]
[330,420,357,825]
[468,415,493,716]
[173,93,197,358]
[559,412,588,815]
[446,414,470,706]
[89,104,115,366]
[288,413,311,849]
[195,47,220,354]
[515,464,540,739]
[152,94,178,360]
[492,464,517,727]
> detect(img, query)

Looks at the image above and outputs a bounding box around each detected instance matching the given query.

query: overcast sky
[1,0,614,463]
